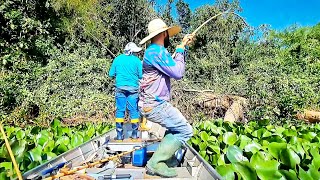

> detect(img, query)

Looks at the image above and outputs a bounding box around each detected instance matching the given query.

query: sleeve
[109,59,116,78]
[152,47,186,80]
[137,58,143,79]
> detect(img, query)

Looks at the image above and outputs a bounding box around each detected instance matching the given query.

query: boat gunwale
[185,143,222,180]
[22,129,113,178]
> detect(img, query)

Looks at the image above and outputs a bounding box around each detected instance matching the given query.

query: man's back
[109,54,142,89]
[139,44,186,108]
[109,42,143,141]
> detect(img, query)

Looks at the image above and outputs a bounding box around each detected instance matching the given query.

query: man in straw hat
[109,42,143,141]
[139,19,194,177]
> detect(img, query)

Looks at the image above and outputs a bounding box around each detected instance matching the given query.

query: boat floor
[23,122,221,180]
[96,140,195,179]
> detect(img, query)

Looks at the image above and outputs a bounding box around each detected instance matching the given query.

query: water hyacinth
[189,119,320,180]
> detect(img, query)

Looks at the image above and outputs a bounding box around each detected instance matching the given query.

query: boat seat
[107,140,160,153]
[107,121,165,152]
[118,122,166,141]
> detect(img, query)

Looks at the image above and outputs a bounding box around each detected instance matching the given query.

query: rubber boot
[146,134,182,177]
[116,122,124,141]
[131,122,139,139]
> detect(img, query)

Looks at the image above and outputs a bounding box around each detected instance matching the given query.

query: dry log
[224,100,247,123]
[195,92,248,123]
[196,93,232,110]
[297,110,320,123]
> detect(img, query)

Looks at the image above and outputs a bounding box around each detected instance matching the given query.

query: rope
[0,123,23,180]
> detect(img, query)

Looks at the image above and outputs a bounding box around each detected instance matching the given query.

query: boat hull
[23,122,222,180]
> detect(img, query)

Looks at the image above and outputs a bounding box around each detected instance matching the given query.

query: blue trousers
[141,102,193,144]
[115,88,140,121]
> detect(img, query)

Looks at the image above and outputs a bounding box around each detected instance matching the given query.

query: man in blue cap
[109,42,143,141]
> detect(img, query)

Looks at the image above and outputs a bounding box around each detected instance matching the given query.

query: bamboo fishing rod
[43,139,160,180]
[0,123,23,180]
[192,10,249,36]
[173,10,248,57]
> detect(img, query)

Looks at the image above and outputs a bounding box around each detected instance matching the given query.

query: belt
[143,107,153,113]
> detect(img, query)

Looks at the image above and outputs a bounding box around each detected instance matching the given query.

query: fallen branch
[194,92,248,123]
[297,110,320,123]
[182,89,216,93]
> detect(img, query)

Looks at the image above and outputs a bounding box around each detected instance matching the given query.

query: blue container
[132,146,147,167]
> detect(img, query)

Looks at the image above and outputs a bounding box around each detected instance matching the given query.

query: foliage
[0,0,156,124]
[29,44,115,124]
[51,0,157,54]
[177,18,320,121]
[0,0,61,70]
[190,119,320,180]
[1,0,320,125]
[159,0,174,26]
[176,0,192,33]
[0,0,61,117]
[238,24,320,120]
[268,26,320,116]
[96,0,157,54]
[0,119,113,179]
[50,0,113,45]
[184,0,247,83]
[1,0,319,179]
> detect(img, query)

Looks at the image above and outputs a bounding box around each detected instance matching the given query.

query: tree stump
[196,93,248,123]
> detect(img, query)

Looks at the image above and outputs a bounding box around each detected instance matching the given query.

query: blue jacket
[109,54,142,89]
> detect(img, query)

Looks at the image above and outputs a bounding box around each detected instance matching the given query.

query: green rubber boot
[146,134,182,178]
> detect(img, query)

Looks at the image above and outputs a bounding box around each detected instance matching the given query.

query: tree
[0,0,62,117]
[176,0,191,33]
[161,0,174,26]
[0,0,61,71]
[103,0,157,53]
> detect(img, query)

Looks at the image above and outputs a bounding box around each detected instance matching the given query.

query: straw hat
[139,19,181,45]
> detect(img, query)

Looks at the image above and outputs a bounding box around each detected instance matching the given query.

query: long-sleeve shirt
[109,54,142,89]
[138,43,186,108]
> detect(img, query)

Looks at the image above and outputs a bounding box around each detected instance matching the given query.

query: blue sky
[155,0,320,30]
